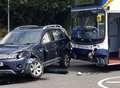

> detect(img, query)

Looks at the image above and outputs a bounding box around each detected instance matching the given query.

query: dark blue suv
[0,25,71,78]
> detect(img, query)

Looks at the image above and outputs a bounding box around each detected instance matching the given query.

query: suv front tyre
[27,58,44,79]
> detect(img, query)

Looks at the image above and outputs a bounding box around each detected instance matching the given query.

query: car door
[41,31,57,61]
[52,29,68,57]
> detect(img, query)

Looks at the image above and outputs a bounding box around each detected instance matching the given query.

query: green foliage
[0,0,70,28]
[0,0,71,37]
[0,0,8,27]
[0,28,7,38]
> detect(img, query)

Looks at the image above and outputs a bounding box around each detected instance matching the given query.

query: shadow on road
[44,60,120,75]
[0,74,47,86]
[0,66,68,86]
[69,60,120,74]
[45,65,69,74]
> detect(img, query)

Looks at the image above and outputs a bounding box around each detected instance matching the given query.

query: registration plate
[0,62,4,67]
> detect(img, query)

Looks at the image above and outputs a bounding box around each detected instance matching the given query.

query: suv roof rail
[15,25,40,30]
[43,24,63,29]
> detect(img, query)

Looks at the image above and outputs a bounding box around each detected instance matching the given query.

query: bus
[71,0,120,66]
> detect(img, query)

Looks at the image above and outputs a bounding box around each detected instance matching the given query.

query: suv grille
[0,65,11,70]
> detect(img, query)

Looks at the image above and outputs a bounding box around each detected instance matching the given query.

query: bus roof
[71,6,102,12]
[71,0,120,13]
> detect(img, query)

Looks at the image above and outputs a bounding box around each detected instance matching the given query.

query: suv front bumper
[0,58,29,74]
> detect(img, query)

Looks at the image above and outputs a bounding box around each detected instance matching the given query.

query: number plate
[0,62,4,67]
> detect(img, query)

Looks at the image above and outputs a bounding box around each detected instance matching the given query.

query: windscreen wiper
[23,43,35,45]
[4,43,15,45]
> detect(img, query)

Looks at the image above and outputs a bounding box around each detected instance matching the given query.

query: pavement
[0,59,120,88]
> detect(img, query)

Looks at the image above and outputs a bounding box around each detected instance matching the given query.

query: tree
[0,0,8,27]
[9,0,71,29]
[0,0,71,37]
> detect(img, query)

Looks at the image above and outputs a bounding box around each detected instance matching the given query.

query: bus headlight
[71,43,79,48]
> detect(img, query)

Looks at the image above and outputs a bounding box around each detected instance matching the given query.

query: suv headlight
[7,51,31,59]
[8,53,18,59]
[16,51,31,59]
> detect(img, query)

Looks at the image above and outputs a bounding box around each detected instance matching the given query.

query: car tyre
[28,58,44,79]
[59,54,71,68]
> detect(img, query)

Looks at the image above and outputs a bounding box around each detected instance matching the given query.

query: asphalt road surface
[0,59,120,88]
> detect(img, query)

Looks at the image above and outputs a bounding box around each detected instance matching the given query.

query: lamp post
[8,0,10,32]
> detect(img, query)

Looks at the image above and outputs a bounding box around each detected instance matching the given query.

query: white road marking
[106,81,120,84]
[97,76,120,88]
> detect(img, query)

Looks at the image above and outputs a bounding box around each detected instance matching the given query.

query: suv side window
[52,29,65,41]
[42,32,51,44]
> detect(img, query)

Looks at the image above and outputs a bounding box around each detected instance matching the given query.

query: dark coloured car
[0,25,71,78]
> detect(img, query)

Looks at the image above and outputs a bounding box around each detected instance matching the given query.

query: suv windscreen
[1,30,41,45]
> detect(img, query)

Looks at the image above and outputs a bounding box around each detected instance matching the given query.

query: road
[0,60,120,88]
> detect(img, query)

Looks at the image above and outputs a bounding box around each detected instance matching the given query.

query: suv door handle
[62,41,65,44]
[54,43,57,46]
[45,49,48,53]
[53,44,57,48]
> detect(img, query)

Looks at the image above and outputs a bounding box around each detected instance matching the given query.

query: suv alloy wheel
[28,58,43,78]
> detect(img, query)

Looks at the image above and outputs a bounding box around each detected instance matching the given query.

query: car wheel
[59,54,71,68]
[28,59,43,79]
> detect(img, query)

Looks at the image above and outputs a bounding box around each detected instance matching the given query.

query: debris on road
[77,72,82,76]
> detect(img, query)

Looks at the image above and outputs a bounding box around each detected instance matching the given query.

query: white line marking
[97,76,120,88]
[106,81,120,84]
